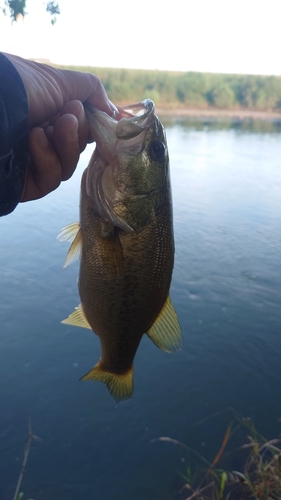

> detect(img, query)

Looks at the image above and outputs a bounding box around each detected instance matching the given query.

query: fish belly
[79,169,174,375]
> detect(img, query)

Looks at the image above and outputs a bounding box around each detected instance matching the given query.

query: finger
[85,79,118,116]
[50,113,80,181]
[4,53,118,126]
[45,101,91,150]
[21,128,62,202]
[60,100,89,151]
[35,68,117,124]
[45,124,54,142]
[59,71,118,118]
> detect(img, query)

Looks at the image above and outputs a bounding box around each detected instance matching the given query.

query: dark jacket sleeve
[0,53,28,216]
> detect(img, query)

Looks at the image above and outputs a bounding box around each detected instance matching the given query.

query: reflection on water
[1,118,281,500]
[162,115,281,134]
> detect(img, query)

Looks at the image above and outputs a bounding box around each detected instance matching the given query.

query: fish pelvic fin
[81,362,134,402]
[61,304,92,330]
[57,222,82,268]
[147,295,182,352]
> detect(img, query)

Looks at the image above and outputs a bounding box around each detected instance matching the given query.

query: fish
[58,99,181,402]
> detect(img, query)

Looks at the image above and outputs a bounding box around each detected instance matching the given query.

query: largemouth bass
[58,99,181,401]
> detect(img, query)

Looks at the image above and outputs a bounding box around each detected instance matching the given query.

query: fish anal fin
[57,222,82,268]
[81,361,134,402]
[147,295,182,352]
[61,304,92,330]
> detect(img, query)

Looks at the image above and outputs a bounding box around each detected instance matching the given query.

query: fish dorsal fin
[57,222,82,268]
[61,304,92,330]
[81,361,134,402]
[147,296,182,352]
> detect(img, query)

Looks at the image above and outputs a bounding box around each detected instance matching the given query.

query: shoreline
[155,107,281,120]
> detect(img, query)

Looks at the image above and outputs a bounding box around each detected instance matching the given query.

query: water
[1,118,281,499]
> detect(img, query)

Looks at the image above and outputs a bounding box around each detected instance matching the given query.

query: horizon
[44,60,281,79]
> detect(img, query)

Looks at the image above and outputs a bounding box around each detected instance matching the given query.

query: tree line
[58,65,281,111]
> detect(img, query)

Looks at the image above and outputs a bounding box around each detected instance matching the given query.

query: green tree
[254,76,281,110]
[208,83,236,108]
[238,77,259,108]
[1,0,60,24]
[176,72,209,106]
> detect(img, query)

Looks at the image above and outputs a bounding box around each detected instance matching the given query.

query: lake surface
[1,117,281,500]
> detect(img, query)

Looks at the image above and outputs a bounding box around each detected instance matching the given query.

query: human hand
[4,53,117,202]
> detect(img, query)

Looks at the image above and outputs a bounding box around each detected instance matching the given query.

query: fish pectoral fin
[147,295,182,352]
[57,222,80,242]
[81,361,134,402]
[57,222,82,268]
[61,304,92,329]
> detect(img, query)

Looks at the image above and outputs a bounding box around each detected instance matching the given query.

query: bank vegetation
[56,64,281,113]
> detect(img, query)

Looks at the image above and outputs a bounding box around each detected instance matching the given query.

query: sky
[1,0,281,75]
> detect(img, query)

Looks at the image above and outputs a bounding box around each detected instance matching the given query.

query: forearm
[0,52,28,216]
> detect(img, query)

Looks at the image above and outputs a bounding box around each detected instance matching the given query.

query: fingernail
[38,129,49,149]
[77,102,84,122]
[109,100,119,118]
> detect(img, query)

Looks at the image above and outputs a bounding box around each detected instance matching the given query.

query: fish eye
[149,140,166,161]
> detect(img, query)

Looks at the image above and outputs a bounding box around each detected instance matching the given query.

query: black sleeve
[0,52,28,216]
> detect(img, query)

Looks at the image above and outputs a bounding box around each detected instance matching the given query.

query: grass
[152,411,281,499]
[13,411,281,500]
[16,495,34,500]
[13,418,40,500]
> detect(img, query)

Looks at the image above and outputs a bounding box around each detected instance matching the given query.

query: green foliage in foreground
[14,412,281,500]
[17,494,34,500]
[56,64,281,111]
[153,413,281,499]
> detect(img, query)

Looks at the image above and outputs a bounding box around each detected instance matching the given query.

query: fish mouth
[84,100,157,233]
[115,99,155,139]
[85,99,156,161]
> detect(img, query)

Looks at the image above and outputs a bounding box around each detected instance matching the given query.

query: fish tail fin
[81,361,134,402]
